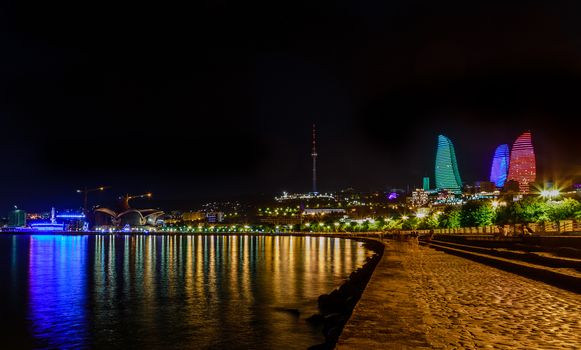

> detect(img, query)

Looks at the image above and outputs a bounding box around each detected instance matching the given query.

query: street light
[540,189,560,200]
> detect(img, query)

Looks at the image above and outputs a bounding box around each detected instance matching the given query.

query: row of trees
[164,197,581,232]
[409,197,581,230]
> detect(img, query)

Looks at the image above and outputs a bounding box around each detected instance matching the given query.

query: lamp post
[77,186,110,213]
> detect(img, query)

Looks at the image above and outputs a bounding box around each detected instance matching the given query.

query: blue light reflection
[28,235,88,349]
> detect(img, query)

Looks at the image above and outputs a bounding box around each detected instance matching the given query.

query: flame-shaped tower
[507,131,536,193]
[489,144,510,188]
[435,134,463,192]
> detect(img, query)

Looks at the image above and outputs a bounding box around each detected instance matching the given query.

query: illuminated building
[303,208,346,215]
[93,193,164,229]
[507,131,536,193]
[30,207,65,231]
[206,212,224,223]
[423,177,430,191]
[8,208,26,227]
[489,144,510,188]
[410,189,429,207]
[435,135,462,193]
[182,211,205,221]
[94,208,164,227]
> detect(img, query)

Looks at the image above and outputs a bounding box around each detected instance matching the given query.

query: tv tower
[311,123,318,194]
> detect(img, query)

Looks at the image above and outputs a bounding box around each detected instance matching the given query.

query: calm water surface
[0,234,370,349]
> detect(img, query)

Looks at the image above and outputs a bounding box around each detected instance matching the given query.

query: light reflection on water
[2,234,369,349]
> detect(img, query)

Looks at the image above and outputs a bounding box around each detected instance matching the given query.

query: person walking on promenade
[426,229,435,242]
[495,225,507,239]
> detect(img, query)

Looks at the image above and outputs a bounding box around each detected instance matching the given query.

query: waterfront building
[8,208,26,227]
[93,193,164,229]
[435,135,463,193]
[507,131,536,193]
[489,144,510,188]
[30,207,66,231]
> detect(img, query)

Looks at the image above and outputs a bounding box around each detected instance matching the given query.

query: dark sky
[2,1,581,211]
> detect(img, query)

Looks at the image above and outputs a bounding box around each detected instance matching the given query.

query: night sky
[2,1,581,211]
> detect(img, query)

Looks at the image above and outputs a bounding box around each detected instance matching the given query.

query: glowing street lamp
[540,189,560,200]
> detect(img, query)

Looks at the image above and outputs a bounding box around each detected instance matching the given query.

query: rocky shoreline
[307,239,384,350]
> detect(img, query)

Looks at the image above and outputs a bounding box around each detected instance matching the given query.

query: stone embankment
[337,240,581,349]
[307,239,384,350]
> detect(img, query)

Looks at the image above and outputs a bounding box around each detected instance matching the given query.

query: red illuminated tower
[507,131,536,193]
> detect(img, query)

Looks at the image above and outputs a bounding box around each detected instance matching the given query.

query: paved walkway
[337,240,581,349]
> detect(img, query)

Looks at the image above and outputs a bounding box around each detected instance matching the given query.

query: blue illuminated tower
[489,144,510,188]
[435,135,462,192]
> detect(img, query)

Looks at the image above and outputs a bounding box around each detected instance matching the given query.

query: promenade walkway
[337,240,581,349]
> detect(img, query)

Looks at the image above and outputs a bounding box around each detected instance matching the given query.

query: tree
[518,197,549,223]
[402,217,419,230]
[438,206,462,228]
[547,198,581,221]
[418,215,439,229]
[460,201,496,227]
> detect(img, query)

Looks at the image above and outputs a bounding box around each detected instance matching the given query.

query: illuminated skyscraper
[422,176,430,191]
[435,135,462,192]
[507,131,536,193]
[489,144,510,188]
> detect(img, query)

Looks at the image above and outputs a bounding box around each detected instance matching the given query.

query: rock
[310,238,384,349]
[306,313,325,325]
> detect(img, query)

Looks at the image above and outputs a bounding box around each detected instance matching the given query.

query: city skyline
[4,127,571,213]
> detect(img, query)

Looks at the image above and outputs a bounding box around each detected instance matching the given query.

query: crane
[77,186,111,213]
[119,192,152,211]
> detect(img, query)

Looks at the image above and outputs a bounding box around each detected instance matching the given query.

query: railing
[398,220,581,236]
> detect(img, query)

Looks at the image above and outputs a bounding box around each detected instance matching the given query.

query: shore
[307,238,384,349]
